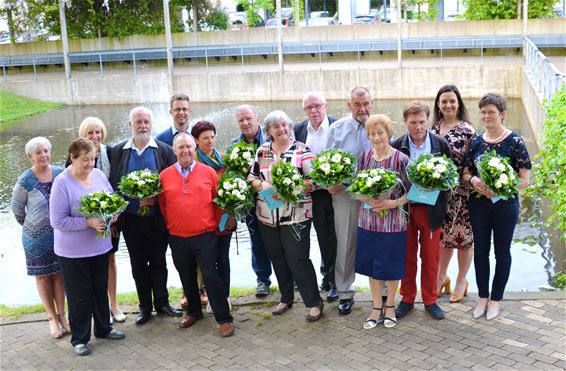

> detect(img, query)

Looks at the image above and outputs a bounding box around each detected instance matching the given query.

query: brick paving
[1,291,564,370]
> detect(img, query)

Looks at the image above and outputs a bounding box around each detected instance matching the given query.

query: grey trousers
[332,191,360,300]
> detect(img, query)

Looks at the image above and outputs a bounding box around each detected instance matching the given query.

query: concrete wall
[521,66,547,141]
[1,19,564,56]
[1,64,522,105]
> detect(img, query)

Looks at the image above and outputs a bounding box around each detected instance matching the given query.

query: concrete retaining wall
[1,64,523,105]
[521,67,547,140]
[1,19,563,55]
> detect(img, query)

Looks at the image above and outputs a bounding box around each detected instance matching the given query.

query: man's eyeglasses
[304,104,324,111]
[173,108,190,113]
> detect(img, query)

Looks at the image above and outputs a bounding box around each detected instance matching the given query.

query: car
[281,7,294,20]
[265,18,293,28]
[229,11,264,29]
[370,7,392,23]
[353,15,381,24]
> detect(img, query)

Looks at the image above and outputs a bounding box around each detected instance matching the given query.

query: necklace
[483,127,509,144]
[373,147,393,162]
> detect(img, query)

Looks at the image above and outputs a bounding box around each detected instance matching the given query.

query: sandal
[383,305,397,328]
[48,317,63,339]
[363,307,382,330]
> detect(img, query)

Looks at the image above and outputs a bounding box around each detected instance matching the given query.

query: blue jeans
[246,209,272,285]
[468,196,519,301]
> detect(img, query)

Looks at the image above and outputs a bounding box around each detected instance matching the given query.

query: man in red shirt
[159,133,234,337]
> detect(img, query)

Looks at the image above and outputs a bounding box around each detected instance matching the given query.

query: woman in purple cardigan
[50,138,125,356]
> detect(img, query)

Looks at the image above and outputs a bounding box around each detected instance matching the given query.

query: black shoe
[395,302,414,318]
[338,298,354,315]
[327,288,339,303]
[319,278,330,292]
[425,303,445,320]
[135,311,152,325]
[104,329,125,340]
[156,304,182,317]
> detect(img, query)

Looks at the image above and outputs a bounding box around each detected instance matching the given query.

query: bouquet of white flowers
[407,154,458,190]
[309,149,356,187]
[270,160,307,204]
[76,191,128,238]
[347,168,399,216]
[118,169,162,216]
[223,141,258,177]
[476,150,520,200]
[214,173,256,221]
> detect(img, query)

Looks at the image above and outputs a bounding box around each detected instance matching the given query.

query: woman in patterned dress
[11,137,68,338]
[432,85,477,303]
[248,110,323,322]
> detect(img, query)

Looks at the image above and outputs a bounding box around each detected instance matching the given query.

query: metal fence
[525,37,565,103]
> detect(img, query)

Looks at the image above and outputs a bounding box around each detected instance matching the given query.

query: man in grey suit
[293,91,338,303]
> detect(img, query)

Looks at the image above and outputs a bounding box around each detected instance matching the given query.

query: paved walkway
[1,291,564,370]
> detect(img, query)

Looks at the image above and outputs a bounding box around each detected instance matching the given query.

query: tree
[237,0,274,26]
[463,0,555,19]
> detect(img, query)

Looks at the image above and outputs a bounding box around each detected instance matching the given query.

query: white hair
[25,137,51,159]
[263,110,293,141]
[172,132,195,149]
[302,91,327,108]
[129,106,154,123]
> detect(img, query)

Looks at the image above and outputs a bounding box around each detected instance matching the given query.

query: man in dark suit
[293,91,339,302]
[110,106,182,325]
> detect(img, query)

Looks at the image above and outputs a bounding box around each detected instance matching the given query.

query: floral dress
[431,121,476,249]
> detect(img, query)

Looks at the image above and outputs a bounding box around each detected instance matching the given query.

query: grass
[0,90,63,126]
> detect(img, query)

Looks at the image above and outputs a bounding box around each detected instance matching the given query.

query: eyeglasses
[304,103,324,111]
[173,108,190,113]
[479,110,499,117]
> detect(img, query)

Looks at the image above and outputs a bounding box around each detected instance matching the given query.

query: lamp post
[58,0,71,79]
[163,0,174,75]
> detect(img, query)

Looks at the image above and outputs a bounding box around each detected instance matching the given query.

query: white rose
[318,155,328,163]
[494,180,502,189]
[509,172,515,181]
[292,174,300,181]
[373,175,382,182]
[233,147,240,153]
[230,153,238,160]
[100,201,108,209]
[496,163,506,172]
[366,179,374,187]
[331,154,342,163]
[425,162,434,170]
[499,173,509,185]
[238,180,247,189]
[218,189,224,196]
[238,195,246,201]
[277,168,283,175]
[223,182,233,190]
[369,169,378,177]
[292,189,301,196]
[232,190,241,196]
[242,151,251,160]
[283,178,292,185]
[344,157,351,165]
[359,173,368,178]
[432,172,441,179]
[137,180,146,186]
[435,164,447,173]
[320,163,331,175]
[488,157,501,167]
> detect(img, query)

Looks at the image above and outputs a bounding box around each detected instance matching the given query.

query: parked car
[370,7,392,23]
[229,11,265,29]
[353,15,381,24]
[265,18,293,28]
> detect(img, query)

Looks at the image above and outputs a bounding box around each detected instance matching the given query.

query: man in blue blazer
[293,91,338,302]
[156,94,192,146]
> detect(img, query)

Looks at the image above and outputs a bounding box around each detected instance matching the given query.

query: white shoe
[473,300,488,319]
[206,302,213,314]
[109,313,113,325]
[486,300,500,321]
[111,309,126,322]
[228,298,232,312]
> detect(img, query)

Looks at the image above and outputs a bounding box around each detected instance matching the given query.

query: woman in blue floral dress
[11,137,68,338]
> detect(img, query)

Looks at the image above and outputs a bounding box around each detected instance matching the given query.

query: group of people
[11,86,531,356]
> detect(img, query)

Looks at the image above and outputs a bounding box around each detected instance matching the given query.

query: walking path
[1,291,564,370]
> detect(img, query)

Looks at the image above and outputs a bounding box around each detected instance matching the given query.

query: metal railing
[525,37,565,103]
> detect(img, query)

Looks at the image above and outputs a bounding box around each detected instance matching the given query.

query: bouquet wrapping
[347,168,399,216]
[476,150,520,200]
[309,149,356,187]
[270,160,307,204]
[223,141,258,177]
[407,154,458,191]
[214,172,256,221]
[76,191,128,238]
[118,169,162,216]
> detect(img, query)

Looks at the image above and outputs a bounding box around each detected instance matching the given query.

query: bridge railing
[525,37,565,103]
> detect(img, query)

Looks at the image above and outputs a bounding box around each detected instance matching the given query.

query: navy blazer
[391,132,453,231]
[293,115,337,144]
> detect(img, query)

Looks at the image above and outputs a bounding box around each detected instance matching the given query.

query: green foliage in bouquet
[476,150,520,200]
[309,149,356,186]
[118,169,162,216]
[407,154,458,190]
[76,191,128,238]
[270,160,307,204]
[214,172,256,221]
[223,141,258,177]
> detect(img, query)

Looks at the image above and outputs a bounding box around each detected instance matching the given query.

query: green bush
[527,87,566,240]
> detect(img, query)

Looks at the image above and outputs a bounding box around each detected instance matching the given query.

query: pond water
[0,99,559,306]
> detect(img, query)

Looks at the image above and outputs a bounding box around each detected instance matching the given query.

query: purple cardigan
[50,168,113,258]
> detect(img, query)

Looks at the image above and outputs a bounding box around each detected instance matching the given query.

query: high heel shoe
[473,299,488,319]
[449,281,469,303]
[486,300,501,321]
[57,314,70,334]
[306,302,324,322]
[48,317,63,339]
[437,277,451,297]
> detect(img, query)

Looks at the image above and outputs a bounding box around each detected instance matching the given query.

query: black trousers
[311,189,337,286]
[58,253,111,346]
[122,213,170,312]
[169,232,233,324]
[259,221,322,308]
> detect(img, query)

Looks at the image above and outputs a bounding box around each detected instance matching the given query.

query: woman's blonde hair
[78,117,107,142]
[365,114,393,139]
